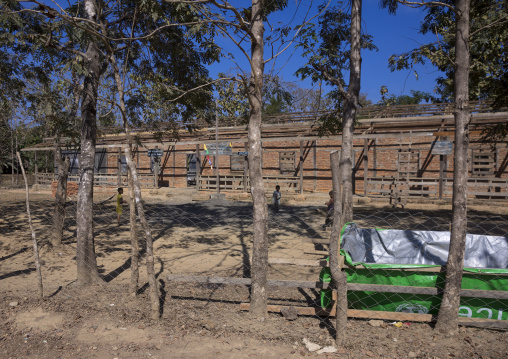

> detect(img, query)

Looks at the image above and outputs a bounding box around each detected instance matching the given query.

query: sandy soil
[1,187,507,358]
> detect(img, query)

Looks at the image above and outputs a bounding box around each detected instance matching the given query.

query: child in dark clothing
[272,185,281,212]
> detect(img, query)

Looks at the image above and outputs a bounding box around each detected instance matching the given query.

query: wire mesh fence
[2,184,508,339]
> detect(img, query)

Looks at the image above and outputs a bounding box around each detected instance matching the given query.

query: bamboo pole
[16,152,43,298]
[125,147,160,319]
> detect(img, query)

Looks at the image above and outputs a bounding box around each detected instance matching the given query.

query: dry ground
[1,187,507,359]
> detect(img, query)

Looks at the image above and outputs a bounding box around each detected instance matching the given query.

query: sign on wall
[205,142,233,155]
[147,149,163,157]
[431,141,453,155]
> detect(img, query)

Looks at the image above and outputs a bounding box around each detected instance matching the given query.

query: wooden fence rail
[166,271,508,329]
[366,176,508,201]
[198,174,300,192]
[35,173,156,188]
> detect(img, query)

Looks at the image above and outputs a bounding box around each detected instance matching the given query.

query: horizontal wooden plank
[460,289,508,300]
[240,303,434,321]
[348,283,439,295]
[166,274,331,289]
[239,303,508,328]
[345,265,508,277]
[267,257,322,267]
[345,264,444,273]
[466,192,508,197]
[240,303,336,317]
[167,274,508,300]
[348,283,508,299]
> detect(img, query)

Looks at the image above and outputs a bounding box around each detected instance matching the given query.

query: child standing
[272,185,281,212]
[116,187,124,225]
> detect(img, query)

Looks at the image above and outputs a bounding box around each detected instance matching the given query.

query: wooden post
[11,133,14,186]
[118,148,122,187]
[244,142,249,192]
[260,140,263,169]
[196,144,201,190]
[34,151,38,184]
[313,140,317,191]
[172,147,176,187]
[363,139,368,197]
[373,138,377,177]
[329,150,347,347]
[352,149,356,195]
[439,154,444,199]
[215,102,220,194]
[154,147,159,188]
[438,136,448,200]
[299,140,304,194]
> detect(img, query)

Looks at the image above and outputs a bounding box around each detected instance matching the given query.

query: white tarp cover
[341,223,508,269]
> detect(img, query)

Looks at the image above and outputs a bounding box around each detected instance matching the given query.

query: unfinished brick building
[25,101,508,202]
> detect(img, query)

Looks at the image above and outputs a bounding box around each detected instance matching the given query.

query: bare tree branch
[393,0,456,12]
[264,0,331,63]
[434,25,455,66]
[470,14,508,37]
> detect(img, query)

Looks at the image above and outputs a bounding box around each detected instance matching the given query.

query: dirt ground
[1,187,507,359]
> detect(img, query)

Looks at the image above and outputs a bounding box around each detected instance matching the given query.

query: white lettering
[458,306,472,318]
[498,310,503,320]
[477,308,493,319]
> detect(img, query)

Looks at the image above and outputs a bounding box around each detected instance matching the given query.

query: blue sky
[208,0,442,104]
[39,0,442,105]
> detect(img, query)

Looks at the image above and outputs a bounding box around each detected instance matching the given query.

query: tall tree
[381,0,473,337]
[435,0,471,336]
[247,0,268,318]
[6,0,219,287]
[297,1,376,223]
[185,0,327,317]
[73,0,106,285]
[385,1,507,140]
[386,0,507,106]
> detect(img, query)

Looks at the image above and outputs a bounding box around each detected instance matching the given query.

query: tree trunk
[248,0,269,318]
[329,150,347,346]
[103,28,156,311]
[76,8,102,284]
[125,147,160,319]
[15,131,19,185]
[340,0,362,224]
[17,152,44,298]
[11,132,14,187]
[128,170,139,296]
[104,33,142,297]
[51,143,70,248]
[435,0,470,337]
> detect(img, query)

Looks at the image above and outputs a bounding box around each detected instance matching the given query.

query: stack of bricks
[51,181,79,197]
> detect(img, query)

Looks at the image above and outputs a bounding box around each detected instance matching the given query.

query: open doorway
[186,154,198,187]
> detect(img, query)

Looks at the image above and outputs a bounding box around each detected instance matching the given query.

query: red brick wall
[51,181,78,197]
[102,135,507,194]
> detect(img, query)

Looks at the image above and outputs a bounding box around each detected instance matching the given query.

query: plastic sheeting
[341,223,508,269]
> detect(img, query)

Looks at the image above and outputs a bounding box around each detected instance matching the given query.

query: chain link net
[1,185,508,356]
